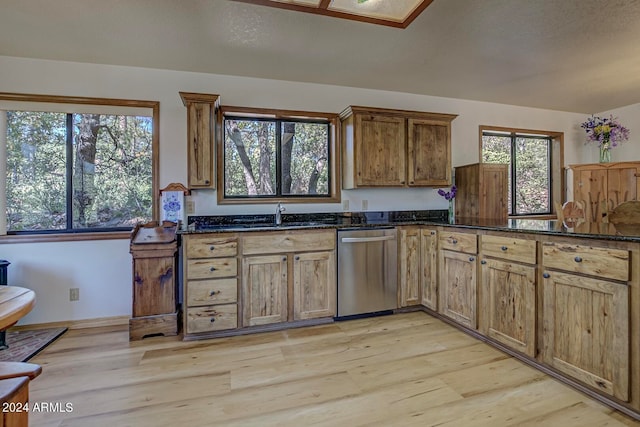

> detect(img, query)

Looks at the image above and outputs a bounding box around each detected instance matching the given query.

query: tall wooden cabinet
[454,163,509,220]
[180,92,220,189]
[340,106,457,188]
[570,161,640,222]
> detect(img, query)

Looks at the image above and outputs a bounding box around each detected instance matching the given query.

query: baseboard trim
[10,315,130,331]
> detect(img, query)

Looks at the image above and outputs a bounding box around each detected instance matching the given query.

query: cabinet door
[133,257,175,317]
[399,228,421,307]
[187,101,214,188]
[293,251,336,320]
[607,166,639,211]
[407,119,450,186]
[420,229,438,310]
[480,259,535,357]
[438,249,477,328]
[574,168,607,222]
[542,270,629,401]
[242,255,288,326]
[355,114,406,186]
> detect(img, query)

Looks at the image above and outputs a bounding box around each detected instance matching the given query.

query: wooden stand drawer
[187,258,237,280]
[185,235,238,258]
[439,231,477,254]
[481,235,536,264]
[542,242,629,281]
[187,278,237,307]
[186,304,238,333]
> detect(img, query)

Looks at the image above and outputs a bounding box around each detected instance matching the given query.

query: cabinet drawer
[186,304,238,333]
[439,231,477,254]
[481,235,536,264]
[187,258,237,280]
[242,230,335,255]
[185,235,238,258]
[542,242,629,282]
[186,278,237,307]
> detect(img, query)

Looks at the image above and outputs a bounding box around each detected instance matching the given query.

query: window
[1,93,159,235]
[220,107,340,203]
[481,126,563,216]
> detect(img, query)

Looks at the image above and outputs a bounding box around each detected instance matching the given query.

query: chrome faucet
[275,202,286,225]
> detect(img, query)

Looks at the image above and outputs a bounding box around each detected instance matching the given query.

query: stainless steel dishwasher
[337,227,398,318]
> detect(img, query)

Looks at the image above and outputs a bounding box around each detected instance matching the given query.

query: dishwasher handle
[340,235,396,244]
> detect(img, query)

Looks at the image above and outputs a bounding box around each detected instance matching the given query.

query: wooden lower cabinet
[542,270,630,401]
[399,227,437,309]
[479,258,536,357]
[242,255,288,327]
[293,251,336,320]
[438,249,477,328]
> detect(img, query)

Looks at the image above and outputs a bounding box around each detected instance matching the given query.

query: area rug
[0,327,67,362]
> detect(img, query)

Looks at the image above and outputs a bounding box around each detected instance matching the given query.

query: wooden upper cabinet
[356,113,406,186]
[341,106,457,189]
[180,92,220,189]
[408,119,451,186]
[570,161,640,222]
[455,163,509,221]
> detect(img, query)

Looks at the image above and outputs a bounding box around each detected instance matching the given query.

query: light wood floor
[27,311,640,426]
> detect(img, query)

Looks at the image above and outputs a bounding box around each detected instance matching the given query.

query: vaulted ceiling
[1,0,640,113]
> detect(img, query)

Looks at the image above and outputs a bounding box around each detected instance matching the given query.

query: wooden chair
[0,362,42,427]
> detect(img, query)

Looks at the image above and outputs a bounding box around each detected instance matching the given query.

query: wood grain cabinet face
[399,227,438,309]
[132,257,175,318]
[293,251,336,320]
[438,249,477,329]
[180,92,219,189]
[242,255,289,327]
[480,258,536,357]
[542,270,629,401]
[407,119,451,186]
[183,233,239,336]
[571,162,640,222]
[341,107,456,189]
[355,113,406,187]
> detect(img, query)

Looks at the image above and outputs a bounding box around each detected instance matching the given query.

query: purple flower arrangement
[438,185,457,201]
[580,115,629,148]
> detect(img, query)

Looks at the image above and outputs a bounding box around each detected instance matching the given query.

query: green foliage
[6,111,152,232]
[482,134,550,215]
[224,118,329,197]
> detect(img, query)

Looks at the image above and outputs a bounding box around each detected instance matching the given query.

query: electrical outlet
[185,200,195,214]
[342,199,349,211]
[69,288,80,301]
[362,199,368,210]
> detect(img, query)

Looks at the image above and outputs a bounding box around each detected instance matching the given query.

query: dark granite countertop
[180,211,640,242]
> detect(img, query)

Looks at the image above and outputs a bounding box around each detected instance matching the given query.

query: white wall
[0,55,607,324]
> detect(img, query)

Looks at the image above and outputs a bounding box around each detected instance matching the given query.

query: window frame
[217,106,341,204]
[479,125,564,218]
[0,92,159,242]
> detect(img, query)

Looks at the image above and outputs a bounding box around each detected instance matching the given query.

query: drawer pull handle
[501,246,508,251]
[574,256,583,263]
[210,317,216,323]
[210,267,217,272]
[452,239,458,244]
[282,257,287,262]
[295,256,300,260]
[430,231,436,235]
[469,257,475,262]
[480,260,487,264]
[209,246,215,251]
[543,272,550,278]
[209,290,219,296]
